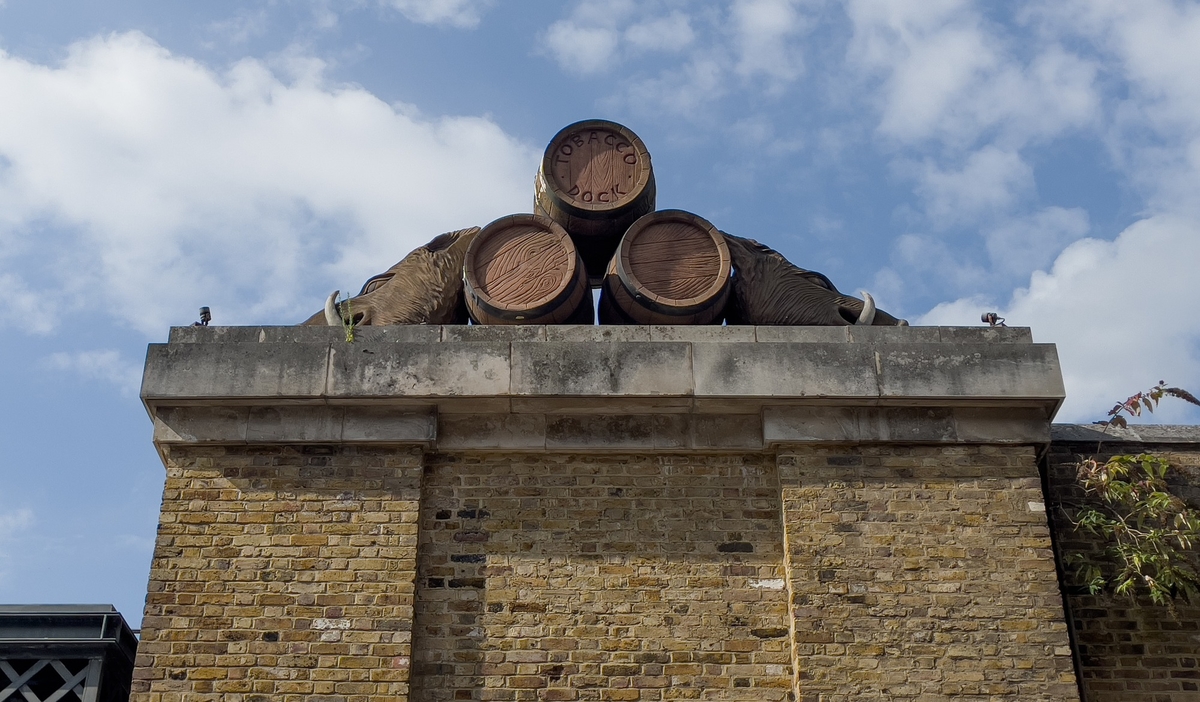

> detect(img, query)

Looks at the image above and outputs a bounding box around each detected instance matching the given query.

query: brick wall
[133,444,1084,702]
[1046,441,1200,702]
[410,453,793,701]
[132,446,423,702]
[778,446,1079,701]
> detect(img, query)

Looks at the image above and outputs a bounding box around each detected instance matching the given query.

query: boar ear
[423,232,458,253]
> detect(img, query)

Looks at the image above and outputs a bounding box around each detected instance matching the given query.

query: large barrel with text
[463,214,594,325]
[535,119,655,282]
[598,210,731,325]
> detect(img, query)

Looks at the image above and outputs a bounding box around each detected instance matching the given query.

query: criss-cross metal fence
[0,658,102,702]
[0,607,136,702]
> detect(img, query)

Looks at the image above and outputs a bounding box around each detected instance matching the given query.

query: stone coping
[144,325,1062,409]
[1051,424,1200,444]
[167,324,1033,345]
[142,325,1064,454]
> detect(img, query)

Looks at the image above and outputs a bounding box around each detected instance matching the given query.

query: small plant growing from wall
[338,293,357,343]
[1066,382,1200,607]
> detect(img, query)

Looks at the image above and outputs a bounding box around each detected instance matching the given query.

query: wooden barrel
[535,119,655,282]
[463,214,594,325]
[598,210,731,325]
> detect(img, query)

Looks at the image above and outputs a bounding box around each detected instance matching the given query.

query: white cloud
[383,0,493,29]
[846,0,1098,147]
[0,273,55,334]
[543,1,699,76]
[0,510,31,537]
[921,214,1200,422]
[544,21,621,75]
[871,206,1090,315]
[843,0,1099,240]
[43,350,143,395]
[1034,0,1200,219]
[730,0,806,83]
[0,32,537,335]
[250,1,493,32]
[622,54,728,116]
[984,207,1089,278]
[283,0,342,30]
[914,146,1033,227]
[845,0,993,142]
[626,12,695,53]
[887,232,987,297]
[206,9,270,45]
[542,1,812,112]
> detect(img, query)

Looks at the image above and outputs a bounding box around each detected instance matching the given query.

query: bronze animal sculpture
[722,231,907,326]
[303,227,479,326]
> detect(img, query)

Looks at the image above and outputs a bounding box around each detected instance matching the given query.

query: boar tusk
[856,291,876,326]
[324,291,341,326]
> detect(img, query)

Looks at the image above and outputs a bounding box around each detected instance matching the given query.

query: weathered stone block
[437,413,546,450]
[751,326,850,342]
[875,342,1064,400]
[692,342,878,397]
[845,325,942,344]
[511,342,691,396]
[648,325,756,342]
[327,342,509,398]
[440,325,545,342]
[544,325,651,342]
[938,326,1033,344]
[142,342,329,399]
[152,406,249,444]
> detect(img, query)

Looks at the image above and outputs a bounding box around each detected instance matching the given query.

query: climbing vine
[1065,382,1200,607]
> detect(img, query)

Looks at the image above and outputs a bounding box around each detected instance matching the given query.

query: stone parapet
[144,325,1063,452]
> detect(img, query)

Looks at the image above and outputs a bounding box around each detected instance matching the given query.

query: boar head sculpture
[302,227,479,326]
[722,231,907,326]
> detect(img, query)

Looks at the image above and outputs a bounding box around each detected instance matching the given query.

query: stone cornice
[143,325,1063,455]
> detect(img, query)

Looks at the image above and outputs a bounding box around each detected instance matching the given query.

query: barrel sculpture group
[307,119,907,328]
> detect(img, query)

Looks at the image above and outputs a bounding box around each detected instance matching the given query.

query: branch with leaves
[1101,382,1200,430]
[1065,382,1200,608]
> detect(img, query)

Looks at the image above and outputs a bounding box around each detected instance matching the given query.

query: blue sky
[1,0,1199,624]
